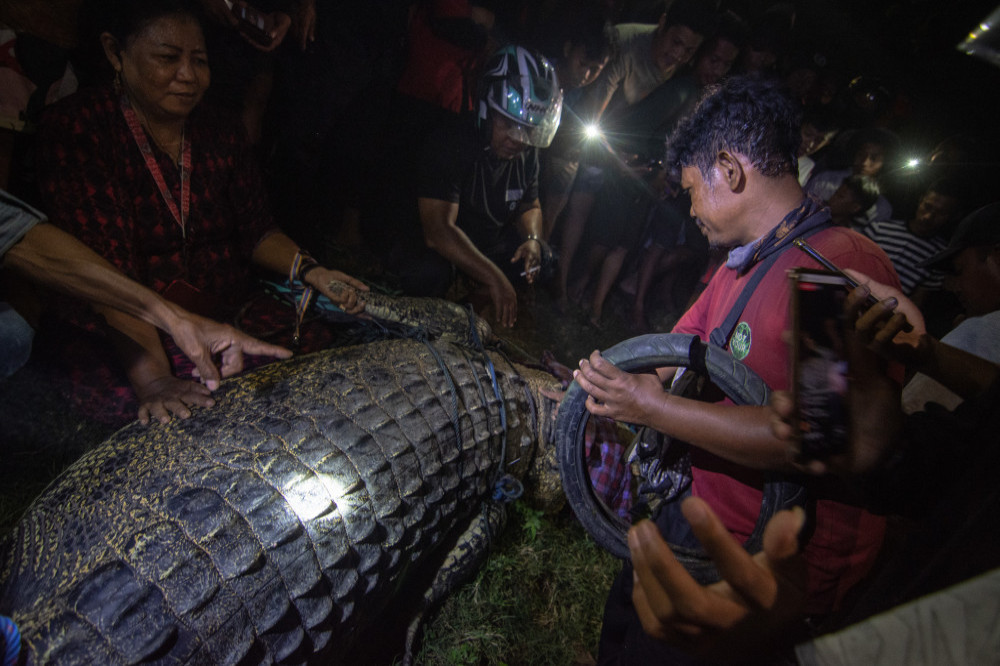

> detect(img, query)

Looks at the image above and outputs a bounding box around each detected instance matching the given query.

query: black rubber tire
[554,333,774,561]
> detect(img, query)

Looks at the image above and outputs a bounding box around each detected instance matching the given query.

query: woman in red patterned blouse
[35,0,368,425]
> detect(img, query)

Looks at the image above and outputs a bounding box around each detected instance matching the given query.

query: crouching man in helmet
[413,45,562,328]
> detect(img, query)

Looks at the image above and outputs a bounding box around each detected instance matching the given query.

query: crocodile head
[505,362,567,513]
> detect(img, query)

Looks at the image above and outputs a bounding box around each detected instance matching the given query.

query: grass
[413,502,619,666]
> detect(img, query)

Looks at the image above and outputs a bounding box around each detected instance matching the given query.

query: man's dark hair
[664,0,719,39]
[667,75,801,178]
[926,176,968,204]
[841,175,881,212]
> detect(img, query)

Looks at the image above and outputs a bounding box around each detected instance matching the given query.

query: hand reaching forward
[486,270,518,328]
[843,270,927,364]
[167,308,292,390]
[629,497,807,661]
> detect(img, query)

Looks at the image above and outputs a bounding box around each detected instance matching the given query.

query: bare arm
[846,271,1000,399]
[6,223,292,384]
[8,223,189,331]
[418,196,518,327]
[251,230,369,314]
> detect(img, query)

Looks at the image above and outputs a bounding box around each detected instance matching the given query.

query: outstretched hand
[167,309,293,390]
[629,497,807,661]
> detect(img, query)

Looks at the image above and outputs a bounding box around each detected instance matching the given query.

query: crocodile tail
[402,501,508,664]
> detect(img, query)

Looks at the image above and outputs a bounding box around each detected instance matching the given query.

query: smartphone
[232,2,273,47]
[793,239,880,309]
[789,269,851,461]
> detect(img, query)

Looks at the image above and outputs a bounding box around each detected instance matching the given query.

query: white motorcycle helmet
[478,45,563,148]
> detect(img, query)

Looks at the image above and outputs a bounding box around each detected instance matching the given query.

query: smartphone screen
[789,269,851,461]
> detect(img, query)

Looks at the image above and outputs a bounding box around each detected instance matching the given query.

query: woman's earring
[114,69,122,93]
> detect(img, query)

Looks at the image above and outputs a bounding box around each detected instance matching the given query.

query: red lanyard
[120,96,191,237]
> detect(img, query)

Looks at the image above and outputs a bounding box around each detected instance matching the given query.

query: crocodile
[0,332,565,664]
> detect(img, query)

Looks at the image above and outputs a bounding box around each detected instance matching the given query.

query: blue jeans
[0,302,33,379]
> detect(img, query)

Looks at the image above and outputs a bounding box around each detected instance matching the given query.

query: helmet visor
[499,88,564,148]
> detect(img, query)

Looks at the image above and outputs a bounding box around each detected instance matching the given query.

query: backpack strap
[709,223,829,349]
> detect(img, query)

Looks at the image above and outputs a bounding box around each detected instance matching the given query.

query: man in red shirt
[573,76,900,664]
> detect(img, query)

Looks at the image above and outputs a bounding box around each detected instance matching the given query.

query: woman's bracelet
[299,261,322,283]
[290,250,320,284]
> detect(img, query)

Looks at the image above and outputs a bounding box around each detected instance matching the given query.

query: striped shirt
[863,218,947,294]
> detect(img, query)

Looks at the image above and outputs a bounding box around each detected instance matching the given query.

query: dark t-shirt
[417,122,539,253]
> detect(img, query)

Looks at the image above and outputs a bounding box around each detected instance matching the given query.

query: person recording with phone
[33,0,367,425]
[899,201,1000,414]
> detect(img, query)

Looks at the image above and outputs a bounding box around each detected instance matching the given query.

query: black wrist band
[299,261,321,282]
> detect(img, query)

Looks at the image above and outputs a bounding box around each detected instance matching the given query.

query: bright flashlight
[905,157,921,168]
[584,124,602,140]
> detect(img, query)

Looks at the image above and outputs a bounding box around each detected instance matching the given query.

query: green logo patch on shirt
[730,321,752,360]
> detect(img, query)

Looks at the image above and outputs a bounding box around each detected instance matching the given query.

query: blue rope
[419,338,463,449]
[492,475,524,502]
[0,616,20,666]
[463,306,508,489]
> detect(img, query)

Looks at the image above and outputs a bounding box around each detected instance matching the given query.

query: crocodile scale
[0,337,559,665]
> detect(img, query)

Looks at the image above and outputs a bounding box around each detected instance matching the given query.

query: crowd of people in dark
[1,0,999,662]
